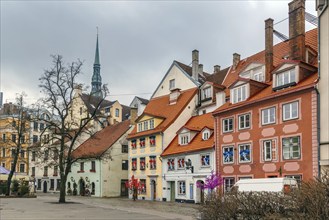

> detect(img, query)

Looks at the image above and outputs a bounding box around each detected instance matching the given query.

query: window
[20,150,25,158]
[222,118,233,133]
[140,179,146,194]
[262,107,276,125]
[139,138,145,148]
[2,134,6,141]
[40,123,45,131]
[282,136,301,160]
[90,161,96,172]
[50,179,54,190]
[31,167,35,176]
[11,149,16,157]
[53,166,58,176]
[179,133,189,145]
[1,163,5,168]
[37,179,41,190]
[149,156,156,170]
[33,135,38,143]
[131,140,137,149]
[140,157,145,170]
[167,158,175,171]
[276,69,296,87]
[12,134,16,143]
[202,87,212,100]
[122,160,128,170]
[178,181,186,194]
[80,162,84,172]
[2,148,5,157]
[224,177,235,192]
[115,108,119,117]
[53,149,59,160]
[232,85,247,104]
[238,114,250,130]
[285,175,302,185]
[149,136,156,146]
[31,151,36,161]
[80,107,83,115]
[44,150,49,161]
[19,164,25,172]
[202,130,210,140]
[44,166,48,177]
[283,101,299,121]
[201,155,210,166]
[105,107,110,113]
[138,123,143,132]
[144,121,148,130]
[263,140,277,161]
[12,121,16,128]
[33,122,39,131]
[253,71,264,82]
[122,144,128,153]
[150,119,154,129]
[169,79,175,90]
[239,144,251,163]
[177,158,185,169]
[223,146,234,164]
[132,158,137,170]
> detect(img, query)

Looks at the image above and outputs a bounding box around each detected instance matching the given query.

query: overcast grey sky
[0,0,317,106]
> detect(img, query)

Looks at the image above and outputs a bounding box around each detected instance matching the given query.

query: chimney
[192,50,199,81]
[289,0,305,61]
[130,107,138,125]
[232,53,240,70]
[265,18,274,82]
[214,65,221,73]
[198,64,203,76]
[169,88,181,105]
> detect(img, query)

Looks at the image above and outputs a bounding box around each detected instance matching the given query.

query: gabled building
[127,88,198,201]
[67,119,132,197]
[129,96,149,116]
[213,0,319,192]
[161,113,215,203]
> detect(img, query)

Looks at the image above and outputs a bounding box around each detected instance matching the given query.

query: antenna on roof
[273,29,289,41]
[305,12,318,26]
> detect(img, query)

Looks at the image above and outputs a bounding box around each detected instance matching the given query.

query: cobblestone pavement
[0,193,199,220]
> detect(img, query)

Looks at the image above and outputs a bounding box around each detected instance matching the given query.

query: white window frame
[238,144,251,163]
[238,113,250,130]
[263,140,272,161]
[223,177,235,193]
[144,121,149,130]
[178,181,186,195]
[222,118,234,133]
[115,108,119,117]
[253,71,264,82]
[179,133,189,145]
[223,146,234,164]
[138,123,143,132]
[169,79,175,90]
[276,68,296,87]
[202,130,210,140]
[202,87,212,100]
[262,107,276,125]
[232,85,247,104]
[201,154,210,167]
[282,136,301,160]
[149,119,154,129]
[283,101,299,121]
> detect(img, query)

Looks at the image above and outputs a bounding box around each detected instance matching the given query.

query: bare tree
[36,55,108,203]
[2,93,30,196]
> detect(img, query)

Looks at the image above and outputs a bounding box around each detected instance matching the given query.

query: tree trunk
[6,150,19,196]
[59,174,67,203]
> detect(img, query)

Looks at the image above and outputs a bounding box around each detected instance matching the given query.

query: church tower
[91,29,103,97]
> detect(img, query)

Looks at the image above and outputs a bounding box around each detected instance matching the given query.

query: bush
[199,174,329,220]
[19,182,30,196]
[11,180,19,194]
[0,181,8,195]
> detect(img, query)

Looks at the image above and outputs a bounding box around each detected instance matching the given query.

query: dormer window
[232,85,247,104]
[201,87,212,101]
[169,79,175,90]
[253,71,264,82]
[179,133,189,145]
[202,130,210,140]
[239,65,265,82]
[276,69,296,87]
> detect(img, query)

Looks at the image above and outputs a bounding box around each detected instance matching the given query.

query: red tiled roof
[128,88,198,139]
[222,28,318,89]
[161,113,214,157]
[72,120,130,159]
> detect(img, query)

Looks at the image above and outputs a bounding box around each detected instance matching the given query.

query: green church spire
[91,27,103,97]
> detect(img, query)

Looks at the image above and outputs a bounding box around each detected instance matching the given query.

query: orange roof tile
[128,88,198,139]
[72,120,130,159]
[161,113,214,157]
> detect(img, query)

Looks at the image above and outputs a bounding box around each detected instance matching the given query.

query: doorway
[196,180,204,203]
[150,180,156,200]
[79,179,85,196]
[170,181,175,202]
[43,181,48,193]
[121,179,128,197]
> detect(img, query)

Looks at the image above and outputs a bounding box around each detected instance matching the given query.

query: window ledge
[90,170,96,173]
[77,171,84,173]
[201,97,212,102]
[273,82,297,91]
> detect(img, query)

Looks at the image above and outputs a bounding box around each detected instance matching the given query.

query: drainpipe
[99,159,102,197]
[315,87,321,178]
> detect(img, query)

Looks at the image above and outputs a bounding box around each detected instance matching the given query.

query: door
[170,181,175,202]
[150,180,156,200]
[190,183,194,200]
[43,181,47,193]
[121,179,128,197]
